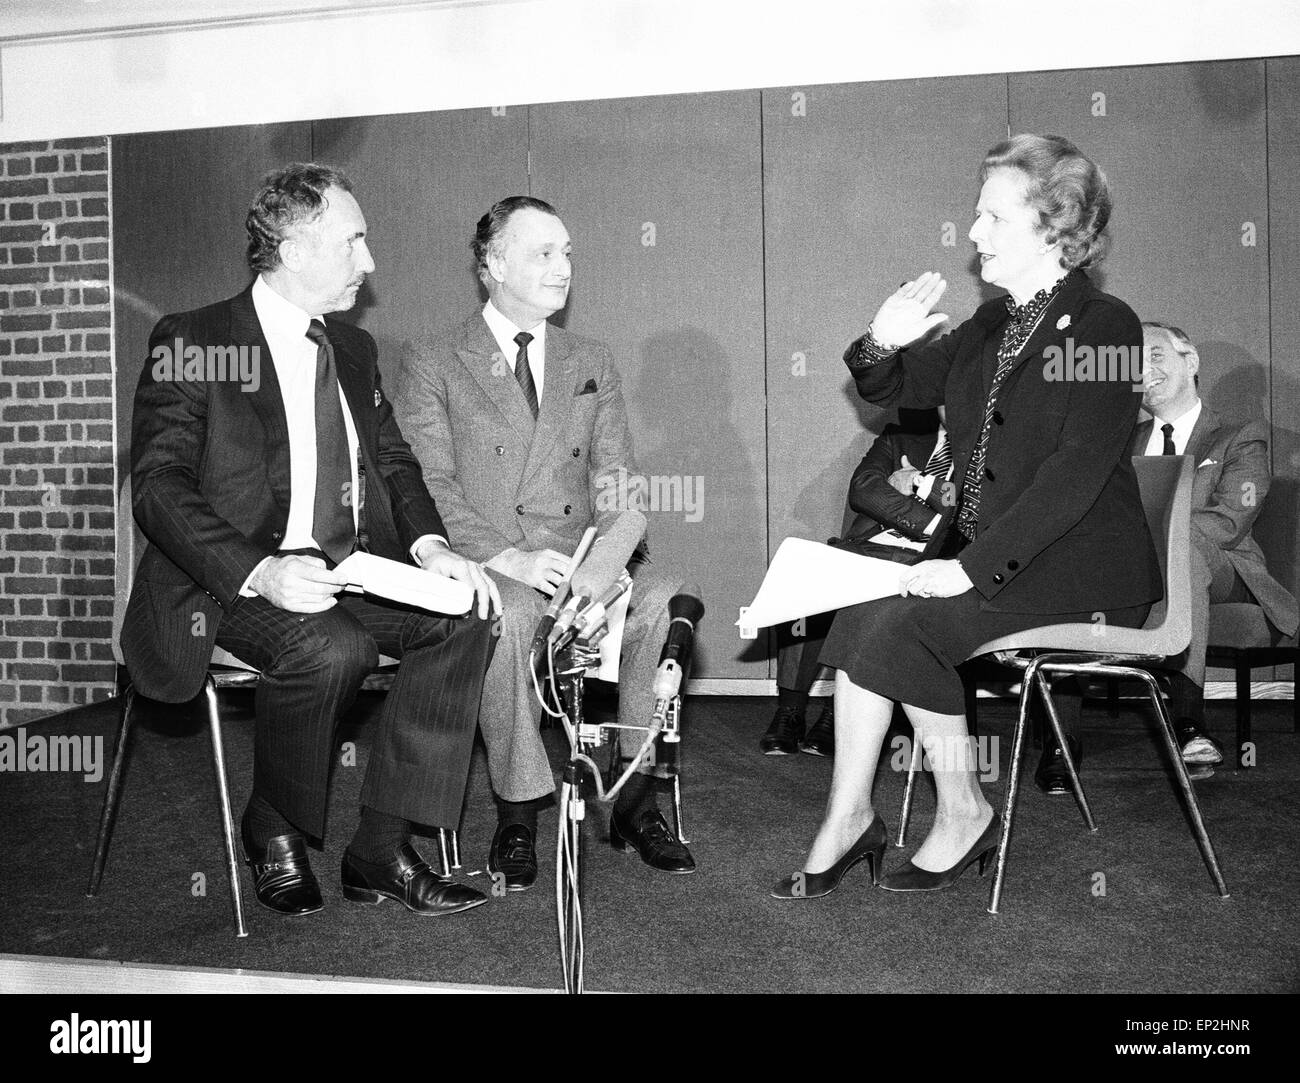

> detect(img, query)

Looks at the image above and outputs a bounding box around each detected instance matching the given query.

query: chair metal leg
[1234,656,1251,770]
[988,663,1036,915]
[202,678,248,938]
[448,828,462,870]
[435,829,453,877]
[86,683,136,897]
[896,726,923,848]
[671,774,690,845]
[1137,669,1229,899]
[1033,666,1095,831]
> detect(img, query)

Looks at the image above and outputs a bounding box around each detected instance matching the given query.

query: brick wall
[0,138,116,728]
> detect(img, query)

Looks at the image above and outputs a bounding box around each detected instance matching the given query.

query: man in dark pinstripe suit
[122,163,500,918]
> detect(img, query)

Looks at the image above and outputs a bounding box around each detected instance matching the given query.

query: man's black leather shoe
[341,842,487,915]
[760,705,804,755]
[800,703,835,757]
[242,827,324,916]
[1034,734,1083,796]
[609,807,696,874]
[488,823,538,892]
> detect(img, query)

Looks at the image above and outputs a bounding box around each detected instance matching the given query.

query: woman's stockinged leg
[802,671,893,873]
[901,703,994,871]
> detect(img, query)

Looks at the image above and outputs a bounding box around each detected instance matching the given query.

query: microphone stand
[554,638,601,996]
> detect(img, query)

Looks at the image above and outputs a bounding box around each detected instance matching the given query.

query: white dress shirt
[868,425,950,550]
[1143,399,1202,456]
[483,299,546,402]
[240,277,440,597]
[252,275,361,549]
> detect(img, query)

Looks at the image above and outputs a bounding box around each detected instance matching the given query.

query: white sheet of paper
[738,537,907,629]
[334,551,474,615]
[591,586,630,681]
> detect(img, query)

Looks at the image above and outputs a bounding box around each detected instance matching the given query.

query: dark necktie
[1161,422,1176,456]
[305,320,356,564]
[513,331,539,419]
[922,429,952,478]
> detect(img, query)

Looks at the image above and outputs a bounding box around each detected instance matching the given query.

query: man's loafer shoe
[1033,735,1083,796]
[609,808,696,874]
[800,704,835,757]
[488,823,538,892]
[243,831,323,916]
[760,706,804,755]
[341,842,487,916]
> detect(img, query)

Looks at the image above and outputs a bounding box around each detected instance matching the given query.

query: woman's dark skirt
[819,591,1151,714]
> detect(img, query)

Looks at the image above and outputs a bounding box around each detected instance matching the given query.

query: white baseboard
[685,678,1296,701]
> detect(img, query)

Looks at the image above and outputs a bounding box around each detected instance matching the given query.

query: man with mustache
[123,163,501,919]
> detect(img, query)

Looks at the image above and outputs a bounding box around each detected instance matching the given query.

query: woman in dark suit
[771,134,1162,898]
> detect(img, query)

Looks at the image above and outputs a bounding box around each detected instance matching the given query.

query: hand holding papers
[738,537,907,630]
[334,551,473,615]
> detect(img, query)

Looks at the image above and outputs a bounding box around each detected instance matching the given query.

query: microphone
[554,572,632,652]
[547,592,589,650]
[529,527,597,658]
[569,509,646,601]
[652,586,705,721]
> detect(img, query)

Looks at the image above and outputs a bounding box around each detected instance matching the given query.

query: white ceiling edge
[1,0,1298,143]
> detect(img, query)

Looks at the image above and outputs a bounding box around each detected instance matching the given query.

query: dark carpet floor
[1,689,1297,994]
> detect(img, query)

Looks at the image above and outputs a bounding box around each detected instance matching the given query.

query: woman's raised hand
[869,271,949,350]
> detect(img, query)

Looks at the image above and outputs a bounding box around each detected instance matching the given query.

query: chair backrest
[111,475,140,668]
[112,473,257,674]
[966,454,1193,659]
[1250,476,1298,599]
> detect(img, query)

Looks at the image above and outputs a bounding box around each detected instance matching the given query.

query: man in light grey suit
[1131,321,1299,766]
[398,197,696,888]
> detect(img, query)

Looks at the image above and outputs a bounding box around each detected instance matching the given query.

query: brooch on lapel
[1056,315,1071,330]
[374,389,382,407]
[576,378,598,396]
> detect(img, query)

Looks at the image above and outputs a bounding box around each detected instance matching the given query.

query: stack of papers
[335,552,473,616]
[738,538,907,629]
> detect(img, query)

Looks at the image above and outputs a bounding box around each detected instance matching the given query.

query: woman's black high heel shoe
[877,812,1001,892]
[770,814,888,900]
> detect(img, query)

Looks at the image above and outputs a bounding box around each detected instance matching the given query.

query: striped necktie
[305,320,356,565]
[922,429,952,478]
[513,331,539,419]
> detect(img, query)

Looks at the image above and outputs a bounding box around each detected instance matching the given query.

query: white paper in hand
[738,537,906,629]
[334,552,473,616]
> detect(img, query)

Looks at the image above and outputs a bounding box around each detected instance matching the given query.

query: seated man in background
[761,407,951,756]
[398,196,697,888]
[1129,321,1298,767]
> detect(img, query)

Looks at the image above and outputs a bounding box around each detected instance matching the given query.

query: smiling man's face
[487,207,572,329]
[1141,324,1199,419]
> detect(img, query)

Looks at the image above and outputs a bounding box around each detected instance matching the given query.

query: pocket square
[1198,458,1218,468]
[576,378,598,396]
[374,389,382,407]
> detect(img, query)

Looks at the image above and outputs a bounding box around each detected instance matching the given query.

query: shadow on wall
[1194,64,1266,121]
[633,328,764,668]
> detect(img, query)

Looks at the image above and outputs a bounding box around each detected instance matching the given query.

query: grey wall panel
[528,92,767,678]
[312,109,529,405]
[1265,57,1300,600]
[112,124,311,481]
[1010,62,1271,425]
[761,77,1008,578]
